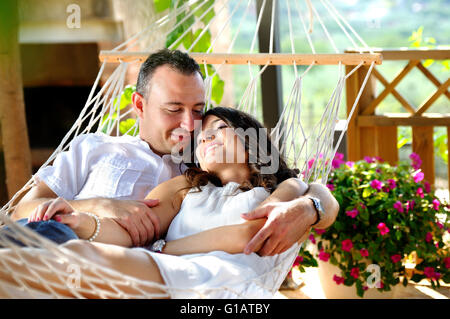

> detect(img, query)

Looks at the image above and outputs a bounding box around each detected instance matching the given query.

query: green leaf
[362,188,371,198]
[423,59,434,68]
[119,118,137,135]
[153,0,171,12]
[191,29,212,52]
[211,74,224,104]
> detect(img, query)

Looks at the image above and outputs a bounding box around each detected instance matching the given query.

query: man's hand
[241,197,316,256]
[107,199,161,247]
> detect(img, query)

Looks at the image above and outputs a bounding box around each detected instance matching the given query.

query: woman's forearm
[162,219,267,256]
[74,215,133,247]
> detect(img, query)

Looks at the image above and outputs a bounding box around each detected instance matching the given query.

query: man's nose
[180,111,195,132]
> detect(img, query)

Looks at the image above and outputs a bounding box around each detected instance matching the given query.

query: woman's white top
[136,182,301,299]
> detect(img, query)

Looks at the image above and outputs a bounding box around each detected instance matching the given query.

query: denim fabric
[0,218,78,247]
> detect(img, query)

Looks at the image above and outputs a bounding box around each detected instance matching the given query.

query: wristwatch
[308,196,325,226]
[150,239,166,253]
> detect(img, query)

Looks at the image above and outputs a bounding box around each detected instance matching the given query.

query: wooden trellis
[345,49,450,192]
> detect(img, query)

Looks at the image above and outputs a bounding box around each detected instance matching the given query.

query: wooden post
[345,65,360,161]
[357,66,378,159]
[0,0,32,199]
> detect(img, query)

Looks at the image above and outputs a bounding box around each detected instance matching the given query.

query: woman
[0,107,311,298]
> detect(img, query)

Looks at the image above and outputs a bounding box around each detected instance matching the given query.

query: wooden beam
[0,0,32,199]
[346,48,450,61]
[98,51,382,66]
[362,60,419,115]
[358,114,450,127]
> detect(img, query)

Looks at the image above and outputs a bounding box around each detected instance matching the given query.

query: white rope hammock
[0,0,379,298]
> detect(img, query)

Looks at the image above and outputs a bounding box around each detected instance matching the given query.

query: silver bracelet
[85,212,100,242]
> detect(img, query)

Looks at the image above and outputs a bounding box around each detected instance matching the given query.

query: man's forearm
[303,182,339,229]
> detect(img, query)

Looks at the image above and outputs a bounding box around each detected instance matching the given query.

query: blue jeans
[0,218,78,247]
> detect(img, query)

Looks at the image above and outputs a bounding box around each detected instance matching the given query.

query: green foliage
[293,153,450,298]
[408,26,450,71]
[154,0,224,106]
[100,85,138,136]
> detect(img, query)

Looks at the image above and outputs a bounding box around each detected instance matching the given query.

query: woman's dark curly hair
[184,107,299,193]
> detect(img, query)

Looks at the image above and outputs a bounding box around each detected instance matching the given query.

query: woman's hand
[27,197,75,222]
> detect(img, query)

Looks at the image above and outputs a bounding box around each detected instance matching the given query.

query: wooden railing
[345,49,450,191]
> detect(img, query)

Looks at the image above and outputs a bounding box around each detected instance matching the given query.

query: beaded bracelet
[85,212,101,242]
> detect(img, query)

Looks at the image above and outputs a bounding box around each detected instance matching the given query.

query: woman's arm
[52,175,191,247]
[162,218,267,256]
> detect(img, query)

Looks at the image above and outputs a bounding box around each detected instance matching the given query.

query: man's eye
[167,109,180,113]
[194,110,203,115]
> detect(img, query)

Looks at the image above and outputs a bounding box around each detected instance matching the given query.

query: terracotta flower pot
[318,259,396,299]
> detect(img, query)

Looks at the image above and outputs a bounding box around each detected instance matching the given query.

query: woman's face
[195,115,247,172]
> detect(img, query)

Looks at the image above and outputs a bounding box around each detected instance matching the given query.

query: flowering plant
[295,153,450,297]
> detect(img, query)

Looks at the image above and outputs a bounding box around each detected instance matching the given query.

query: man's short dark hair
[136,49,202,98]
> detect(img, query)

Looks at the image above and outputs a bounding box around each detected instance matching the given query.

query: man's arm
[242,178,339,256]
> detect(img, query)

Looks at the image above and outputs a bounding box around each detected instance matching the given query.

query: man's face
[132,65,205,156]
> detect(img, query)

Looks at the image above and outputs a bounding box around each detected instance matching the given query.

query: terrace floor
[275,267,450,299]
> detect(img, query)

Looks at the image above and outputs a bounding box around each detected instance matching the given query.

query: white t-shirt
[35,133,187,200]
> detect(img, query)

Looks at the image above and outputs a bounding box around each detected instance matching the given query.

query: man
[12,49,339,256]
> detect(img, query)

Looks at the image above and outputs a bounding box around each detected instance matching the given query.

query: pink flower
[346,161,355,168]
[314,228,326,235]
[332,156,344,169]
[424,181,431,193]
[432,199,440,210]
[350,267,360,279]
[308,158,315,169]
[363,286,369,291]
[410,153,422,169]
[416,187,424,198]
[413,171,424,183]
[318,250,330,262]
[387,179,397,190]
[333,275,345,285]
[391,254,402,263]
[360,248,369,257]
[327,183,335,191]
[293,256,303,267]
[444,257,450,269]
[406,200,415,212]
[370,179,383,191]
[393,201,404,213]
[345,209,359,218]
[377,223,390,236]
[309,234,316,244]
[341,239,353,252]
[424,267,436,279]
[425,232,433,243]
[364,156,374,163]
[436,221,444,230]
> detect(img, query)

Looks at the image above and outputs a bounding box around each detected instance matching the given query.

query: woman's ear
[132,92,145,118]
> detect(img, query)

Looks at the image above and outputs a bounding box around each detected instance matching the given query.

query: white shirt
[35,133,186,200]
